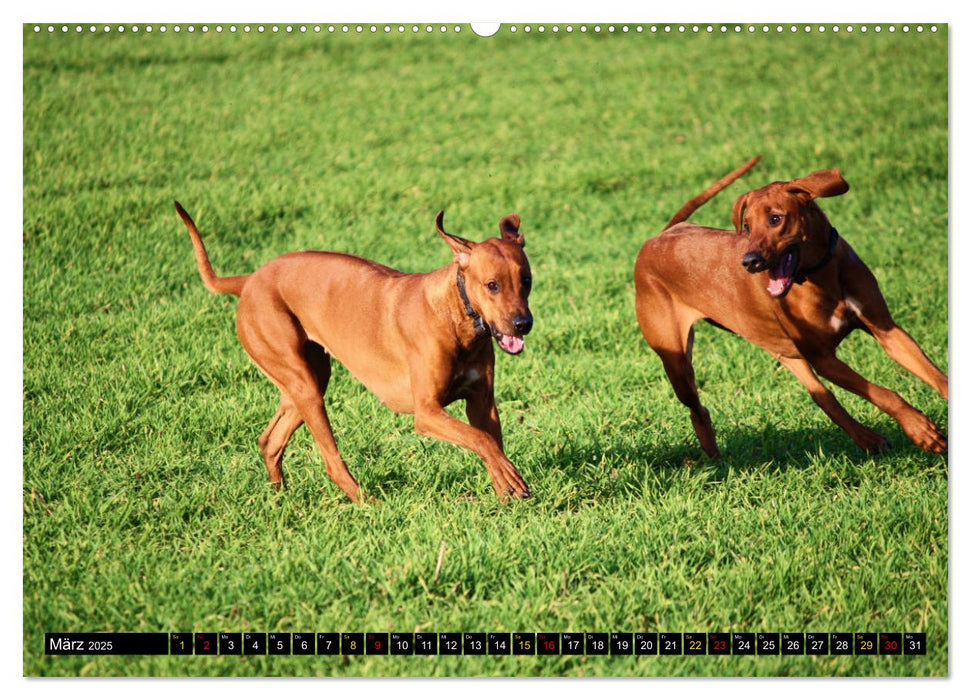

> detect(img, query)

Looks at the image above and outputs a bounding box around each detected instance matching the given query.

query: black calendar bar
[46,633,169,655]
[44,631,931,656]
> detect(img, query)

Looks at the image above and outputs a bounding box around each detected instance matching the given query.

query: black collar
[795,227,839,283]
[456,268,489,337]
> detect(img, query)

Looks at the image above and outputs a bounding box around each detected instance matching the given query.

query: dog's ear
[787,169,849,199]
[499,214,525,248]
[731,192,750,234]
[436,210,474,268]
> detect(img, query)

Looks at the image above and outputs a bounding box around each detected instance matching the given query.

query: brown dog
[175,203,533,502]
[635,157,947,457]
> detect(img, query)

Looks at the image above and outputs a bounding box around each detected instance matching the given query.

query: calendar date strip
[45,631,927,656]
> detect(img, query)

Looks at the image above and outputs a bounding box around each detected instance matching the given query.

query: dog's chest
[782,295,859,343]
[442,366,486,404]
[451,367,482,392]
[777,289,861,346]
[829,307,850,333]
[827,296,863,334]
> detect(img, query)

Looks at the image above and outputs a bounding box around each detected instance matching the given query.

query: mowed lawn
[23,25,947,676]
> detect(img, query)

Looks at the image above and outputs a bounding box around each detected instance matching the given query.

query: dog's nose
[513,314,533,335]
[741,250,767,273]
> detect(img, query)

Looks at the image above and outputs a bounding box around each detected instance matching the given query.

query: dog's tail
[664,155,761,229]
[174,201,249,297]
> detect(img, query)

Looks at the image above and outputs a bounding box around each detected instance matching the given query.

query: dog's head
[732,169,848,298]
[436,211,532,355]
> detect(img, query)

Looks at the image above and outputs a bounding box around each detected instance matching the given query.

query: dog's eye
[486,281,500,294]
[522,276,532,290]
[768,214,783,226]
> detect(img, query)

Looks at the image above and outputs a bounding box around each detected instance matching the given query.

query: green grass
[23,24,948,676]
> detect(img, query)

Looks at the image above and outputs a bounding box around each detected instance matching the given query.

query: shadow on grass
[269,409,947,509]
[531,416,947,506]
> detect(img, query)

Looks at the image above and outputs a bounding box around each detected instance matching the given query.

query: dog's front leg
[842,258,948,400]
[413,398,530,500]
[464,381,503,450]
[808,352,947,454]
[778,355,888,452]
[871,324,949,401]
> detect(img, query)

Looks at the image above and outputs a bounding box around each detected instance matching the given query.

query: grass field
[22,24,948,676]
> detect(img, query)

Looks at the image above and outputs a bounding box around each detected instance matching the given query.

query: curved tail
[174,201,249,297]
[664,155,762,229]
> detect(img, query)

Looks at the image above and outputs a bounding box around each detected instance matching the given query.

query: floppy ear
[787,169,849,199]
[731,192,750,234]
[436,210,474,268]
[499,214,524,247]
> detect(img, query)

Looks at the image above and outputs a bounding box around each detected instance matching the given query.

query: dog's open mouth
[493,329,525,355]
[767,246,800,298]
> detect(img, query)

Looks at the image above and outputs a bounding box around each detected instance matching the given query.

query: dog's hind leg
[255,342,332,490]
[636,277,718,458]
[657,326,720,459]
[238,301,363,501]
[258,397,303,489]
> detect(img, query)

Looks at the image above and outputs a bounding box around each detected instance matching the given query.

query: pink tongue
[767,254,793,297]
[767,276,788,297]
[499,334,525,353]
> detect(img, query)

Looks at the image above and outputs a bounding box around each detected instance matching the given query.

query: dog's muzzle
[512,314,533,335]
[741,250,768,273]
[493,314,532,355]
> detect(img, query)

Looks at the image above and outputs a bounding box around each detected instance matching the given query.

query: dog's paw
[853,426,889,454]
[918,426,948,454]
[898,410,947,454]
[492,460,531,501]
[492,482,532,502]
